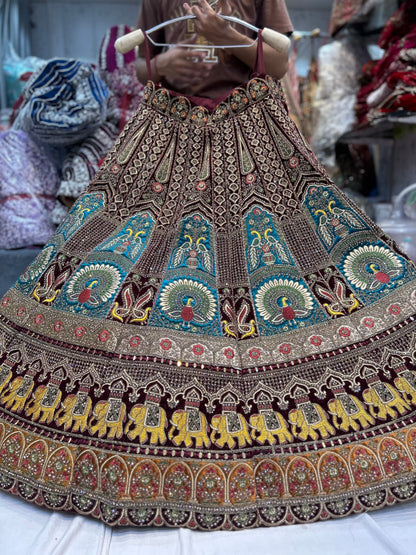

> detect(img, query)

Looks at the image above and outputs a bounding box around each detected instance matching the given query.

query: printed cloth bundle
[52,26,144,223]
[57,121,120,203]
[355,1,416,126]
[12,58,110,146]
[0,129,59,248]
[329,0,371,36]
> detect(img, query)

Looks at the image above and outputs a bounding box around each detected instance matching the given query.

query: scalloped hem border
[1,470,416,531]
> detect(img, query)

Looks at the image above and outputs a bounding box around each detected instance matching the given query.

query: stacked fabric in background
[12,58,110,145]
[309,35,370,175]
[0,130,59,248]
[329,0,369,36]
[0,25,145,246]
[329,0,400,37]
[9,56,111,233]
[54,25,145,223]
[355,1,416,126]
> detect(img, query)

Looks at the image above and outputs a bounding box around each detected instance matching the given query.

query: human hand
[156,33,214,91]
[183,0,234,46]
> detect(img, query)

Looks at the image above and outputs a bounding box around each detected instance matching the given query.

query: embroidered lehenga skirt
[1,75,416,531]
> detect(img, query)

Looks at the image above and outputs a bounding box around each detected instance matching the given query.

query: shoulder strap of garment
[253,29,265,75]
[143,32,153,81]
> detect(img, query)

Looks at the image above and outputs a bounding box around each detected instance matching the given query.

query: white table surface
[1,491,415,555]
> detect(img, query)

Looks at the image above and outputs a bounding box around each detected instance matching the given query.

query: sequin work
[1,77,416,530]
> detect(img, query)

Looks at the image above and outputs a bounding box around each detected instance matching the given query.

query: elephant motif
[210,412,252,449]
[250,410,293,445]
[363,381,410,420]
[25,383,62,423]
[289,402,335,441]
[0,364,12,395]
[168,409,211,448]
[394,370,416,405]
[1,375,34,412]
[89,398,127,439]
[328,393,375,431]
[55,392,92,432]
[125,403,168,445]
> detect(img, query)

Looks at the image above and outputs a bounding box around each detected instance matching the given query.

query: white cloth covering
[0,491,414,555]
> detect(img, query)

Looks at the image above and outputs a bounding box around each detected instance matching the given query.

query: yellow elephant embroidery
[1,375,34,412]
[168,409,211,448]
[55,392,92,432]
[289,402,335,441]
[394,370,416,405]
[250,410,293,445]
[363,381,410,420]
[89,398,127,439]
[25,384,62,424]
[328,393,375,432]
[125,403,167,445]
[210,412,252,449]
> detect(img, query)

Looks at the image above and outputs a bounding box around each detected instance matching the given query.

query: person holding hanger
[135,0,293,98]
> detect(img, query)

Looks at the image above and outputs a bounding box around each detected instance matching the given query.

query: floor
[0,248,41,297]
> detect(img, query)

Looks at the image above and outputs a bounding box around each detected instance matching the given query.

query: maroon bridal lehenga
[1,38,416,531]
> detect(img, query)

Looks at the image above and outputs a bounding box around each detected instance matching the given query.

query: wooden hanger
[115,13,291,55]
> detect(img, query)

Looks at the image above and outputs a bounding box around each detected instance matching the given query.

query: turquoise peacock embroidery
[94,212,154,263]
[253,277,326,334]
[169,214,214,276]
[304,185,367,251]
[54,262,125,317]
[58,193,105,240]
[245,207,293,272]
[157,278,217,330]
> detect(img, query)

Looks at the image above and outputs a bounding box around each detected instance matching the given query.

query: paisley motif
[18,245,55,285]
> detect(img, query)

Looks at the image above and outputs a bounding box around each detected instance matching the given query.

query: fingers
[164,48,213,78]
[183,1,201,18]
[188,48,206,61]
[186,53,207,63]
[198,0,212,11]
[180,33,198,45]
[185,0,213,20]
[218,0,231,16]
[174,46,206,63]
[183,3,192,15]
[179,57,213,73]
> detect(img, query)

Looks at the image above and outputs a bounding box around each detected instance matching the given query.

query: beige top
[137,0,294,99]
